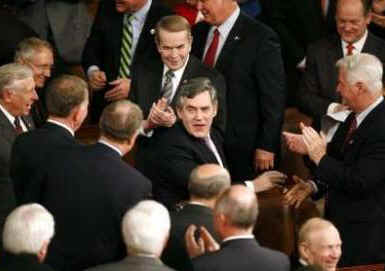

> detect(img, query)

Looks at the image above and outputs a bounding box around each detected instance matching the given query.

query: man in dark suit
[297,0,385,129]
[10,74,89,204]
[130,15,226,134]
[82,0,172,122]
[186,185,290,271]
[0,203,55,271]
[85,200,174,271]
[35,100,152,271]
[284,53,385,266]
[0,63,36,249]
[162,164,231,271]
[192,0,286,182]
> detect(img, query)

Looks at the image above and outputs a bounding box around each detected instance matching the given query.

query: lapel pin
[234,36,240,41]
[150,28,155,35]
[349,140,354,144]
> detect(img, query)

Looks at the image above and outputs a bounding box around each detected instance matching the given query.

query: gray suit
[84,255,176,271]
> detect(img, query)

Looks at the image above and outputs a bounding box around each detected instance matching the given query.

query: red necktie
[344,113,357,146]
[203,28,220,68]
[14,117,23,135]
[346,43,355,56]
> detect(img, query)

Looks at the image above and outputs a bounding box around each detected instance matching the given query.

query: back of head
[155,15,192,44]
[0,62,33,97]
[188,164,231,200]
[215,185,258,229]
[122,200,170,257]
[99,100,143,143]
[3,203,55,255]
[14,37,53,63]
[45,74,88,118]
[336,53,383,95]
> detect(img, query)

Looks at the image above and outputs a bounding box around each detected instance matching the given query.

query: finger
[185,224,198,248]
[109,79,122,86]
[292,175,305,184]
[200,226,219,251]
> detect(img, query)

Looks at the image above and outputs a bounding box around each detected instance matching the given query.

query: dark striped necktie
[119,14,134,78]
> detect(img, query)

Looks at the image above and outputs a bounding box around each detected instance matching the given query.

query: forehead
[309,228,341,247]
[158,29,190,44]
[337,0,365,17]
[183,91,213,107]
[31,48,53,63]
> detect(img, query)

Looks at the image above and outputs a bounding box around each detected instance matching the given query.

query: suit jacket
[82,0,172,121]
[85,255,175,271]
[298,32,385,126]
[0,252,54,271]
[138,121,226,209]
[192,238,290,271]
[10,122,76,204]
[162,203,219,271]
[37,143,152,271]
[130,54,227,133]
[192,12,286,181]
[313,100,385,266]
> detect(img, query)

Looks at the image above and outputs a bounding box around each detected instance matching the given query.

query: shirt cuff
[327,102,341,115]
[245,180,255,193]
[296,57,306,69]
[139,124,154,138]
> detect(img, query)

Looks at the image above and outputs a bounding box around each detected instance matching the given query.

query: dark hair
[175,77,218,108]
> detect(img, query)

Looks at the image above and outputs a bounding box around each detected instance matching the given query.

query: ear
[176,106,183,119]
[37,241,49,263]
[127,130,139,151]
[1,88,13,103]
[299,242,313,264]
[355,81,366,95]
[212,102,218,117]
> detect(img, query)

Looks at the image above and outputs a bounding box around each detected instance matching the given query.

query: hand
[148,99,176,128]
[371,12,385,28]
[283,176,313,208]
[282,132,307,155]
[254,149,275,172]
[300,123,327,165]
[89,70,107,91]
[373,0,385,14]
[104,78,131,102]
[185,225,219,259]
[253,170,287,193]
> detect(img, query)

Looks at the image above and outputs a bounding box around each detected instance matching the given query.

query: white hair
[122,200,170,256]
[3,203,55,255]
[336,53,383,94]
[0,63,33,95]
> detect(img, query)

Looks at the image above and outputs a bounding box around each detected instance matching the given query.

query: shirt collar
[214,6,240,40]
[0,102,16,125]
[98,139,123,156]
[163,54,190,79]
[222,234,254,243]
[47,119,75,136]
[299,258,308,266]
[341,30,368,54]
[130,0,151,24]
[355,95,384,127]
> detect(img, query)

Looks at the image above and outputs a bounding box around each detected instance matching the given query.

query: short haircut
[3,203,55,255]
[99,100,143,143]
[175,77,218,109]
[14,37,53,62]
[0,63,33,96]
[122,200,170,255]
[336,53,383,94]
[45,74,88,117]
[155,15,192,44]
[336,0,372,16]
[215,188,258,229]
[298,217,338,244]
[188,165,231,199]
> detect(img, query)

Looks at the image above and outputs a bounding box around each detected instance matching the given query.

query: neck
[99,135,130,155]
[220,227,253,241]
[48,117,75,133]
[355,93,381,113]
[0,101,17,117]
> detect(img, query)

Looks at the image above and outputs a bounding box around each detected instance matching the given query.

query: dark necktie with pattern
[14,117,23,135]
[161,70,175,104]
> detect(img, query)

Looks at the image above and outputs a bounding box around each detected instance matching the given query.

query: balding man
[294,218,342,271]
[186,185,290,271]
[162,164,231,271]
[284,53,385,266]
[0,203,55,271]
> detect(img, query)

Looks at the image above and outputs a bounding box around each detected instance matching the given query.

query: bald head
[189,164,231,200]
[215,185,258,229]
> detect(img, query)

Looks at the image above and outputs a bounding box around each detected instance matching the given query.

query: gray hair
[3,203,55,255]
[175,77,218,109]
[298,217,338,244]
[14,37,53,62]
[336,53,383,94]
[0,63,33,96]
[122,200,170,256]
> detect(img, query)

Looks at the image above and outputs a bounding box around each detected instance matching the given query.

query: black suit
[192,12,286,181]
[138,122,226,209]
[298,33,385,127]
[82,0,172,121]
[313,100,385,266]
[130,55,227,133]
[36,142,152,271]
[0,252,54,271]
[192,238,290,271]
[162,203,219,271]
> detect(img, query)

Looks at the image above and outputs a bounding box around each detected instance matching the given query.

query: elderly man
[297,0,385,129]
[0,203,55,271]
[140,77,286,209]
[0,63,37,249]
[85,200,174,271]
[293,218,342,271]
[82,0,172,122]
[186,185,290,271]
[162,164,231,271]
[284,53,385,266]
[15,37,54,127]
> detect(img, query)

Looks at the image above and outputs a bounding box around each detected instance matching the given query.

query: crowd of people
[0,0,385,270]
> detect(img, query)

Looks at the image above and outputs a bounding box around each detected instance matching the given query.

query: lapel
[110,9,125,80]
[192,22,211,59]
[362,32,381,55]
[0,110,17,144]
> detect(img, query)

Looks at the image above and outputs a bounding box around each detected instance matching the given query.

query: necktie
[14,117,23,135]
[203,28,220,68]
[161,70,175,104]
[343,112,357,147]
[119,14,134,78]
[346,43,355,56]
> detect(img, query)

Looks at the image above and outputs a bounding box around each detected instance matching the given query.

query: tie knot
[166,70,175,78]
[125,14,134,23]
[214,28,220,37]
[14,117,20,127]
[346,43,355,55]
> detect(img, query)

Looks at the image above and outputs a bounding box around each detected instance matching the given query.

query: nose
[194,109,203,120]
[170,48,178,57]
